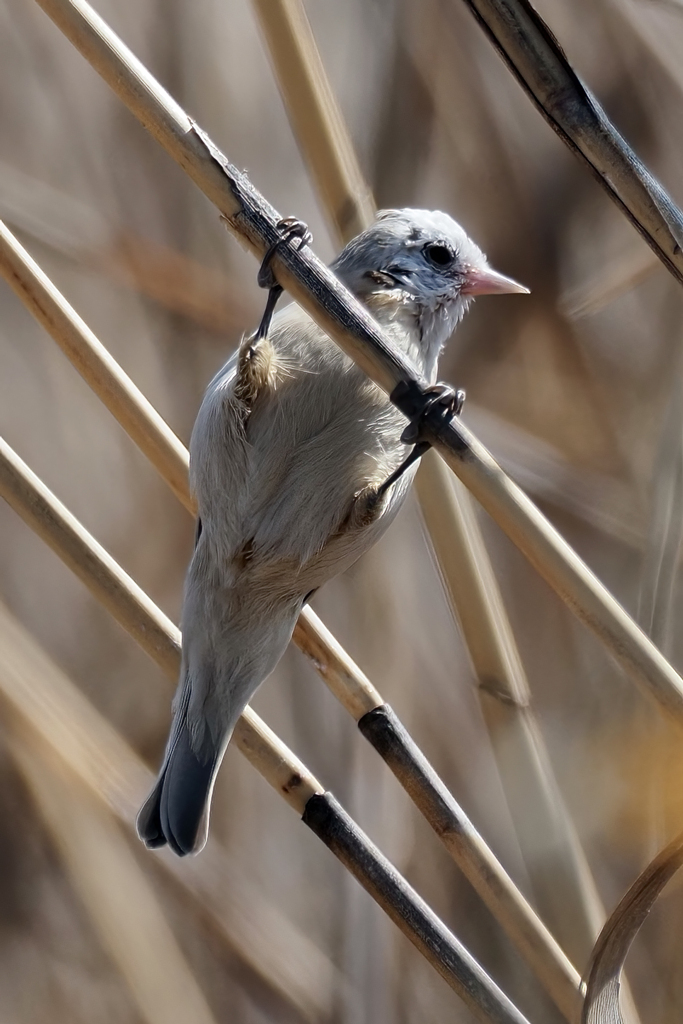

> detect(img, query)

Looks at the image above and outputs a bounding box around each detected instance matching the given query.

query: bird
[137,208,528,856]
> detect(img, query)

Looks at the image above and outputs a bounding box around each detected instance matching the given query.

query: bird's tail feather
[137,686,227,856]
[138,599,303,856]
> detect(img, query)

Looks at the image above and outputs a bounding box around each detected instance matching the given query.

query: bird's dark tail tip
[136,722,218,857]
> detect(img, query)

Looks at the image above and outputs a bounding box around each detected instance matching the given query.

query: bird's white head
[332,208,528,376]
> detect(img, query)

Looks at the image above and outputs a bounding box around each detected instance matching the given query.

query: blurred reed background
[1,0,683,1021]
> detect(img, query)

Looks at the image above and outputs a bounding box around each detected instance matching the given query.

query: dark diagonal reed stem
[459,0,683,284]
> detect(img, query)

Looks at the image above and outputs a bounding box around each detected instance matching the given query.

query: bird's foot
[253,217,312,342]
[398,382,466,445]
[375,382,466,498]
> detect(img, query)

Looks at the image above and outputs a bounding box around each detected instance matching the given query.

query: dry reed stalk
[0,224,581,1015]
[250,0,374,242]
[0,600,339,1022]
[30,0,683,725]
[638,373,683,655]
[10,735,219,1024]
[459,0,683,284]
[300,611,582,1019]
[250,0,632,971]
[0,442,532,1024]
[416,455,605,959]
[457,6,683,1016]
[0,220,192,512]
[582,827,683,1024]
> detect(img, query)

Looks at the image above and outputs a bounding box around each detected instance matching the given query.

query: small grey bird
[137,208,527,856]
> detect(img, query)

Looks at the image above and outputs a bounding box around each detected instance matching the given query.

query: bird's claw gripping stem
[397,382,466,445]
[376,381,466,498]
[253,218,312,341]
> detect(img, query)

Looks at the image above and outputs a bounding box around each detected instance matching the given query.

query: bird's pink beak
[461,265,530,296]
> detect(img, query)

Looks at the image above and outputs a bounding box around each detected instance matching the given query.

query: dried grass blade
[582,832,683,1024]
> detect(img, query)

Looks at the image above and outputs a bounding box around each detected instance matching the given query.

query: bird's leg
[343,385,465,530]
[253,217,313,341]
[374,441,433,500]
[252,286,283,343]
[374,383,466,499]
[346,441,431,530]
[235,218,313,409]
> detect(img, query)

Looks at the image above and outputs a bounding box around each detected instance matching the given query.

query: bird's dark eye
[424,242,455,268]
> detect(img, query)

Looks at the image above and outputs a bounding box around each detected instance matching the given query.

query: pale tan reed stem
[251,0,374,242]
[416,456,606,962]
[0,221,191,511]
